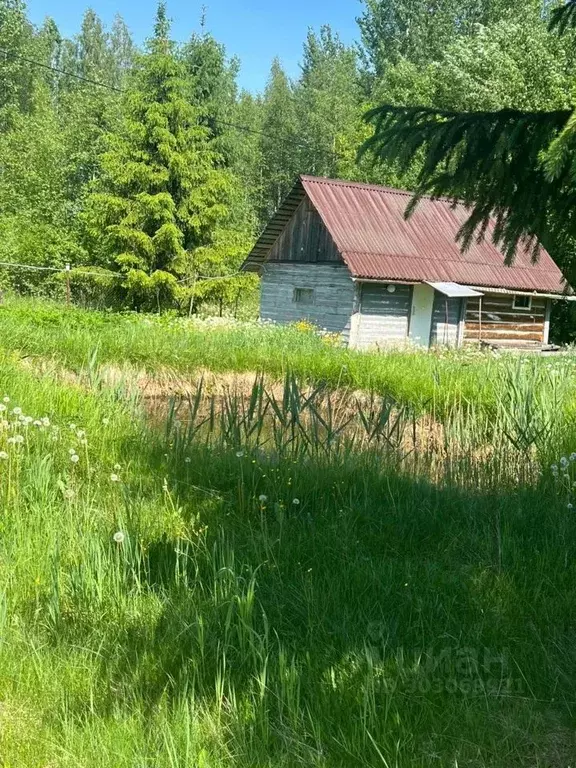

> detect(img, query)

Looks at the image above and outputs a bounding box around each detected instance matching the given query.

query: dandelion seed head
[14,435,24,445]
[0,405,6,413]
[69,423,76,431]
[184,457,191,464]
[69,448,76,455]
[102,417,110,426]
[41,417,50,427]
[113,463,121,471]
[292,498,300,506]
[236,450,245,458]
[258,494,268,503]
[110,473,120,483]
[568,503,574,510]
[12,407,22,416]
[33,420,42,427]
[113,531,125,544]
[70,453,80,464]
[0,451,8,460]
[561,456,569,468]
[3,396,9,404]
[76,429,85,440]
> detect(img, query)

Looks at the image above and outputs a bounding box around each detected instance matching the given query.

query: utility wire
[0,47,341,161]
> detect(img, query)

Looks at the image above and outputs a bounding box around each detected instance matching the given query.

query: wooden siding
[355,283,412,349]
[430,293,462,347]
[464,293,546,347]
[260,263,354,342]
[268,198,342,264]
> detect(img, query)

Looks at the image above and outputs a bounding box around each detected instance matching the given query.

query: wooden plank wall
[268,198,342,263]
[355,284,412,349]
[464,293,546,347]
[260,263,355,343]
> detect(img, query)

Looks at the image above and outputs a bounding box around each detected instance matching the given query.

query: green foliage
[83,3,240,310]
[2,300,576,764]
[363,2,576,269]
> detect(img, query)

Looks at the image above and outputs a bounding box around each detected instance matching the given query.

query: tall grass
[1,341,576,766]
[7,296,576,418]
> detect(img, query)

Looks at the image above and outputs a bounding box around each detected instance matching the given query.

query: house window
[513,294,532,310]
[293,287,314,305]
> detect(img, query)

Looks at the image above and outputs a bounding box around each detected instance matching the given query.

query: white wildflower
[102,417,110,426]
[571,454,576,462]
[68,448,76,455]
[110,473,120,483]
[70,453,80,464]
[184,457,191,464]
[0,451,8,460]
[113,463,121,471]
[80,438,88,446]
[112,531,125,544]
[568,503,574,511]
[0,404,6,413]
[560,457,569,468]
[41,417,50,427]
[7,437,15,445]
[258,494,268,504]
[13,435,24,445]
[235,450,245,458]
[23,416,33,425]
[2,396,9,404]
[551,464,559,473]
[76,429,85,440]
[69,423,76,431]
[12,407,22,416]
[292,498,301,506]
[33,420,42,427]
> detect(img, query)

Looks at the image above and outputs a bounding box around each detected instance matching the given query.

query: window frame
[293,287,315,306]
[513,294,532,311]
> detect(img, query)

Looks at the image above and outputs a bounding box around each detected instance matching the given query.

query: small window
[293,287,314,305]
[513,294,532,310]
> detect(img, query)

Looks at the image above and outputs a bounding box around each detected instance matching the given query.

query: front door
[430,292,463,346]
[356,283,412,348]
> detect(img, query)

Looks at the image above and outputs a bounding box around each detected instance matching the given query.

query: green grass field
[1,297,576,766]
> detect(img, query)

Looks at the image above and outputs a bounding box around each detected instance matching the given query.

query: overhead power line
[0,47,341,161]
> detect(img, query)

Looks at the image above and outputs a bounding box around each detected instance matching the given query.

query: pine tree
[83,1,236,310]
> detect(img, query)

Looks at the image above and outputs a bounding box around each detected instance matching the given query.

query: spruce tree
[83,2,234,310]
[362,0,576,263]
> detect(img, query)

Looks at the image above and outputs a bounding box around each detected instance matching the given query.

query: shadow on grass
[68,438,576,766]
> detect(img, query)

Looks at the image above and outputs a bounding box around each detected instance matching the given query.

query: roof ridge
[300,174,454,203]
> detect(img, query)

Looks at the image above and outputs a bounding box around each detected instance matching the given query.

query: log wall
[464,293,547,348]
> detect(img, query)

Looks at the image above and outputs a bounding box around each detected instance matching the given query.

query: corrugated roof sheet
[300,176,568,294]
[243,175,570,295]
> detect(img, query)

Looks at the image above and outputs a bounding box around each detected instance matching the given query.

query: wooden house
[243,176,574,350]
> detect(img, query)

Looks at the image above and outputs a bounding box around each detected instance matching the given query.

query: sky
[26,0,363,92]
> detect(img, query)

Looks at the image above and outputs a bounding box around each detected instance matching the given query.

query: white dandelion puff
[3,396,9,404]
[113,463,121,471]
[184,457,191,464]
[13,435,24,445]
[292,498,300,506]
[112,531,125,544]
[568,503,574,510]
[258,494,268,503]
[41,417,50,427]
[70,453,80,464]
[33,420,42,427]
[12,407,22,416]
[23,416,33,425]
[110,473,120,483]
[560,457,569,468]
[76,429,85,440]
[235,450,245,458]
[68,448,76,455]
[0,451,8,460]
[69,423,77,431]
[102,417,110,426]
[0,404,6,413]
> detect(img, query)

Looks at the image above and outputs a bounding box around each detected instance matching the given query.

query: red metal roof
[299,176,568,294]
